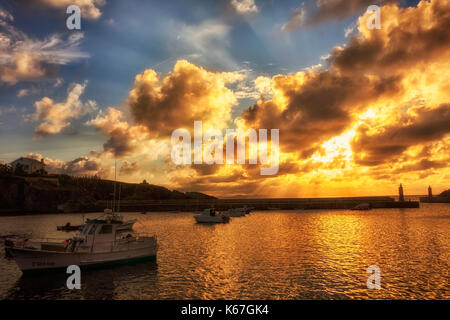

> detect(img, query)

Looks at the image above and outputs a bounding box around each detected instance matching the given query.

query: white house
[10,157,45,174]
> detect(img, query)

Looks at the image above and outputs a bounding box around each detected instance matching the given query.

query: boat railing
[135,232,156,238]
[54,234,156,244]
[13,236,69,243]
[8,233,157,248]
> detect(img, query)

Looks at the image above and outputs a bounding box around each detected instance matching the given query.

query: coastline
[0,196,422,216]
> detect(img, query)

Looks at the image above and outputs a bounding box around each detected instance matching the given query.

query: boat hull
[226,209,246,217]
[57,226,81,231]
[6,241,157,273]
[194,215,230,223]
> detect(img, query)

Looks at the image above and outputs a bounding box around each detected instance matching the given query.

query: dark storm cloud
[352,104,450,165]
[241,70,402,154]
[330,0,450,74]
[128,60,239,138]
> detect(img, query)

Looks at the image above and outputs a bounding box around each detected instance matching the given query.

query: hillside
[439,189,450,198]
[0,174,215,214]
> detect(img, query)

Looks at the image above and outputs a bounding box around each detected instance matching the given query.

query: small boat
[5,211,157,273]
[2,234,31,258]
[57,222,82,232]
[225,208,246,217]
[194,209,230,224]
[351,203,371,210]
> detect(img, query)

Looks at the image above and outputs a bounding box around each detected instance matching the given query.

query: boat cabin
[202,209,216,216]
[74,219,136,253]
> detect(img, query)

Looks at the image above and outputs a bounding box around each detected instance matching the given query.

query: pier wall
[96,197,420,212]
[420,196,450,203]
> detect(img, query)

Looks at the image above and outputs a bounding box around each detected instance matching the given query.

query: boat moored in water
[351,203,371,211]
[56,222,82,232]
[194,209,230,224]
[225,206,252,217]
[5,211,157,273]
[225,208,246,217]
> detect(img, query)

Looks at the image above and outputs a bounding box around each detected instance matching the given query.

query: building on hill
[10,157,45,174]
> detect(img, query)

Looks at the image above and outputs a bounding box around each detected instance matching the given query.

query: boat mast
[118,182,121,213]
[113,159,117,213]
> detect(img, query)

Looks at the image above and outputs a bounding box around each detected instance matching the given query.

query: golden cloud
[27,153,109,177]
[31,82,96,137]
[87,107,152,157]
[26,1,450,198]
[33,0,106,19]
[240,70,401,155]
[128,60,241,137]
[0,10,88,84]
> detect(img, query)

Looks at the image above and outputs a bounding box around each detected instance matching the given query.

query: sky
[1,0,449,198]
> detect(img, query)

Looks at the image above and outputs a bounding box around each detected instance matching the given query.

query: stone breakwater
[95,197,420,212]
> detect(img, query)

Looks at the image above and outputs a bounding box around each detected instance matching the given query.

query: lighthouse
[399,184,405,202]
[428,186,433,201]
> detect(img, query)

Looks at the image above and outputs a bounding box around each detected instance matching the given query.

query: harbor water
[0,203,449,299]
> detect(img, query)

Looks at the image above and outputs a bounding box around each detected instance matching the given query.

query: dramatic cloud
[219,0,450,196]
[0,9,88,84]
[33,0,106,19]
[393,158,450,174]
[352,104,450,165]
[120,161,139,175]
[31,82,97,137]
[330,0,450,74]
[240,70,401,154]
[282,0,389,31]
[27,153,108,177]
[243,0,450,157]
[14,0,450,198]
[87,107,154,157]
[231,0,259,14]
[128,60,242,137]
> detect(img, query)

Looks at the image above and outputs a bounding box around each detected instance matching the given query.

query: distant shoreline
[0,196,426,216]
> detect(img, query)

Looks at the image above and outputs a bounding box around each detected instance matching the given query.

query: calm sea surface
[0,203,449,299]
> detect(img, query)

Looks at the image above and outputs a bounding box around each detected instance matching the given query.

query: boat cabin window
[99,224,113,234]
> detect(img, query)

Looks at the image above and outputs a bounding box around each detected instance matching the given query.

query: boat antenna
[113,159,117,213]
[118,181,121,213]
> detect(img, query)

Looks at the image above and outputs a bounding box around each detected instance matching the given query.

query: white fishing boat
[5,211,157,273]
[194,209,230,224]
